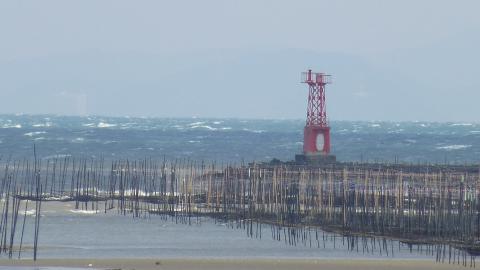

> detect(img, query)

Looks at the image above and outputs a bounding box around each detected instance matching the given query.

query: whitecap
[220,127,232,130]
[24,131,47,137]
[120,123,135,129]
[97,122,117,128]
[23,210,36,216]
[451,123,473,126]
[72,137,85,143]
[190,125,217,131]
[32,122,52,127]
[2,124,22,129]
[69,209,98,215]
[388,129,404,134]
[34,137,45,141]
[242,128,265,133]
[82,123,96,127]
[213,121,223,125]
[44,195,71,201]
[370,123,381,128]
[436,145,472,151]
[188,121,205,126]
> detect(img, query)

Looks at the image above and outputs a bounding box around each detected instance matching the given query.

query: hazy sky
[0,0,479,121]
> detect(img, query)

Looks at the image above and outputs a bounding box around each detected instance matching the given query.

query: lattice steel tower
[301,69,332,155]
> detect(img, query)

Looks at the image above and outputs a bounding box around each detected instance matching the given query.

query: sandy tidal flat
[0,258,472,270]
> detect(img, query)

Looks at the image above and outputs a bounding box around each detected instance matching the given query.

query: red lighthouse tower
[296,69,336,164]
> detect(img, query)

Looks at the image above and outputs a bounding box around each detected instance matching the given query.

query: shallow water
[5,202,438,261]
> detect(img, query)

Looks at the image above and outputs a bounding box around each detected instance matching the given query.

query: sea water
[0,114,479,163]
[13,203,438,260]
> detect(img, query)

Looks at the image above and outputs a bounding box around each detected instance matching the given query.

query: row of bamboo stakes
[0,156,479,266]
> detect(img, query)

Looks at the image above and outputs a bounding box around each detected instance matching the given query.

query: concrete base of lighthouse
[295,153,336,165]
[296,125,336,166]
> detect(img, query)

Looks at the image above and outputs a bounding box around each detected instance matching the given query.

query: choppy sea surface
[1,114,479,163]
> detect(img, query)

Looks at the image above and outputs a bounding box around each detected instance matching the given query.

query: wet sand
[0,258,471,270]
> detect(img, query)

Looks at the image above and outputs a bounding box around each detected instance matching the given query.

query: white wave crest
[72,137,85,143]
[436,144,472,151]
[24,131,47,137]
[97,122,117,128]
[2,124,22,129]
[190,125,217,131]
[22,210,36,216]
[188,121,205,126]
[69,209,98,215]
[451,123,473,126]
[32,122,52,127]
[242,128,265,133]
[44,195,71,201]
[172,124,184,130]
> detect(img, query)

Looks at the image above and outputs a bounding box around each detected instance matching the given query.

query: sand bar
[0,258,472,270]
